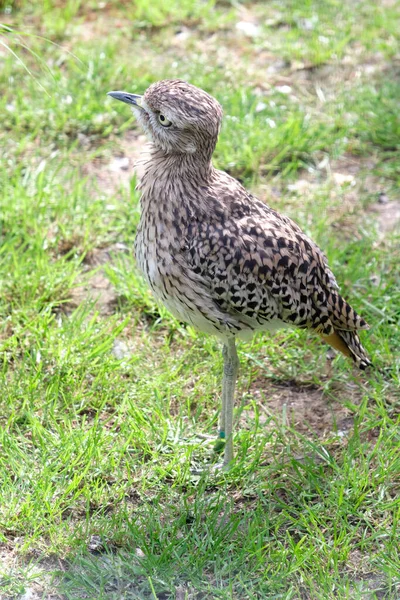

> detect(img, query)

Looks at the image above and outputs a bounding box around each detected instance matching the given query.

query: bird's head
[108,79,223,159]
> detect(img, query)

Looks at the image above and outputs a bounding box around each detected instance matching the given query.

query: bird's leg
[213,349,228,455]
[219,337,239,468]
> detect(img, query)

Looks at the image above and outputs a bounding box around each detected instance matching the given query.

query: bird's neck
[142,146,213,180]
[137,146,215,209]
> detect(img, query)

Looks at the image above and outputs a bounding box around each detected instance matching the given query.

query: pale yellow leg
[220,338,239,468]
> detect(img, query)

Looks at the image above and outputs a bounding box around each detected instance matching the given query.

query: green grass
[0,0,399,598]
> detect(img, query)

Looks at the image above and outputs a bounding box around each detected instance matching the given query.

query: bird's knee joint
[224,359,238,377]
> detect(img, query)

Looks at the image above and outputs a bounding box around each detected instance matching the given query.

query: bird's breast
[134,224,163,291]
[134,204,184,298]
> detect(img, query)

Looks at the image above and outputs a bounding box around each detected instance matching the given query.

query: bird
[108,80,371,468]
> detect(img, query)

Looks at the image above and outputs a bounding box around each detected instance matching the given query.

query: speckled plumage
[108,80,371,465]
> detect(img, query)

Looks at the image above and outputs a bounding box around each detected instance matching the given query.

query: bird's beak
[107,91,143,108]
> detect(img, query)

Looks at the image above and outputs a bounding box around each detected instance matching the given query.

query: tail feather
[323,330,372,370]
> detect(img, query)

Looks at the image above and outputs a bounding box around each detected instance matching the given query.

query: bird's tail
[323,330,372,370]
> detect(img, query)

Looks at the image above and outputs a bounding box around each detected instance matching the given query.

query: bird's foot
[212,459,232,473]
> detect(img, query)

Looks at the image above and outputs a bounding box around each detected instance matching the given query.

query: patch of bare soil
[0,547,66,600]
[65,243,129,316]
[288,55,393,95]
[328,153,378,180]
[369,198,400,235]
[67,270,117,316]
[325,156,388,234]
[68,13,130,43]
[321,154,399,236]
[345,550,391,600]
[244,377,362,439]
[82,132,148,196]
[297,152,381,195]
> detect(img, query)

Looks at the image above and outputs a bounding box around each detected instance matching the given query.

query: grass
[0,0,399,598]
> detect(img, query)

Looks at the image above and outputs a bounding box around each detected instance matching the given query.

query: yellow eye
[158,113,172,127]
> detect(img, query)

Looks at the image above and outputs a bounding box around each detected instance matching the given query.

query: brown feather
[112,79,371,368]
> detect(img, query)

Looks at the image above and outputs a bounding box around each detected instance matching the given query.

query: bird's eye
[158,114,172,127]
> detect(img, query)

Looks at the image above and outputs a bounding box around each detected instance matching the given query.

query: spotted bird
[108,80,371,467]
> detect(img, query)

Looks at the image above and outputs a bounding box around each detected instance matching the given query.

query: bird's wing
[185,184,368,337]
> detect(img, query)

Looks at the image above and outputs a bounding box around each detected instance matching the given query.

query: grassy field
[0,0,399,598]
